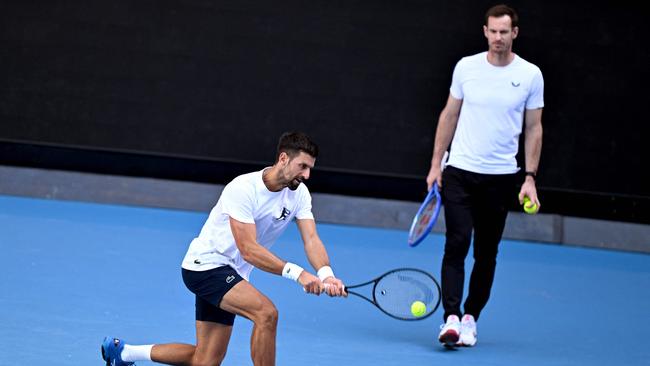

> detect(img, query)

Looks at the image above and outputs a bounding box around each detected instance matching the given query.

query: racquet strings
[408,194,438,243]
[373,269,439,319]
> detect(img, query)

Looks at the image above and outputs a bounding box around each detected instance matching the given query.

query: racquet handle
[303,283,347,294]
[322,283,347,293]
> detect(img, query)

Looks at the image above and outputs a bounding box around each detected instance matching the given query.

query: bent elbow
[238,247,254,263]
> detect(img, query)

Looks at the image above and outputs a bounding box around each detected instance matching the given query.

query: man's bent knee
[254,304,279,329]
[192,351,227,366]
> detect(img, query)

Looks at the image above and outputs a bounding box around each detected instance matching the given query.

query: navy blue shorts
[182,266,244,326]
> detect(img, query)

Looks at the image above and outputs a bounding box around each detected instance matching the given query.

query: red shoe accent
[439,329,460,347]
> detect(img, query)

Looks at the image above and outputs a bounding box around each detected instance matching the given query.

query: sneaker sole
[458,338,477,347]
[439,330,460,347]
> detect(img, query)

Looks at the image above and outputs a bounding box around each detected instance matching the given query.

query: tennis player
[426,4,544,347]
[101,131,346,366]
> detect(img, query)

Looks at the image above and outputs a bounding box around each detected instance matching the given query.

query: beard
[287,177,302,191]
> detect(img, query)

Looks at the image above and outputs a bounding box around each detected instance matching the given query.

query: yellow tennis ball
[410,300,426,317]
[523,196,539,214]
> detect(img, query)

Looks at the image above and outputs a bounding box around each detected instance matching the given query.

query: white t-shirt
[447,51,544,174]
[181,168,315,280]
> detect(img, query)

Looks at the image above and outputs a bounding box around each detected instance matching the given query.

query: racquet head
[407,183,441,247]
[370,268,441,320]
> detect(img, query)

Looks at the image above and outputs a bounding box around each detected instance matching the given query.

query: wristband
[282,262,304,282]
[317,266,335,282]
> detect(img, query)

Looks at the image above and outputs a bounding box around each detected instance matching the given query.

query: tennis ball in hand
[410,300,427,317]
[523,196,539,214]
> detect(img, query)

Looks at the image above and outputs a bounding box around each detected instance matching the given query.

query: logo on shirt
[275,207,291,221]
[511,81,521,87]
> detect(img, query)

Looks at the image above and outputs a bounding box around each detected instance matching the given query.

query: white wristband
[282,262,304,282]
[317,266,335,282]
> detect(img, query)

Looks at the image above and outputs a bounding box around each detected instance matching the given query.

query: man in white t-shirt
[426,4,543,348]
[102,132,346,366]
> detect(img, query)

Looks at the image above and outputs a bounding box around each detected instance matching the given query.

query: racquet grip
[322,283,347,293]
[303,283,347,294]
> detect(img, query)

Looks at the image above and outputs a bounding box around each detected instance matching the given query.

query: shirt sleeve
[449,59,464,100]
[220,180,256,224]
[295,186,314,220]
[526,68,545,109]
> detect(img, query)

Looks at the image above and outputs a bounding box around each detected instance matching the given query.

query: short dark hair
[276,131,319,161]
[485,4,518,28]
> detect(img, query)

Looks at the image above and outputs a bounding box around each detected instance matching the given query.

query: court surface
[1,195,649,366]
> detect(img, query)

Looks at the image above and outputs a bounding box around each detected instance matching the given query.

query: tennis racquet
[330,268,441,321]
[407,151,448,247]
[407,183,442,247]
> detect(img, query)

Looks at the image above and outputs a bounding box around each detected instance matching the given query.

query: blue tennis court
[1,195,649,365]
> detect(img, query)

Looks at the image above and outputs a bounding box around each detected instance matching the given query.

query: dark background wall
[1,1,649,223]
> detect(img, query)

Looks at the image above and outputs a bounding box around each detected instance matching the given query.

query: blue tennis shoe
[101,337,135,366]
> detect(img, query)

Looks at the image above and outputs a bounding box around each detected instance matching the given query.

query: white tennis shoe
[438,315,460,347]
[458,314,477,346]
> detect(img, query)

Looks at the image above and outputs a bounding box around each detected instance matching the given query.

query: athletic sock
[121,344,153,362]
